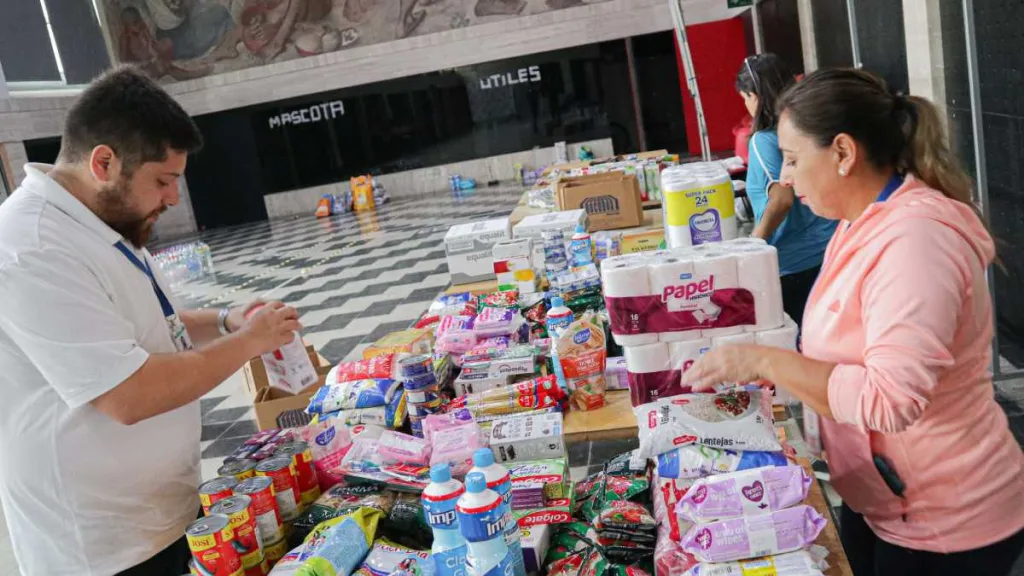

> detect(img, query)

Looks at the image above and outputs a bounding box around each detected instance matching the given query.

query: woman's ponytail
[899,95,977,208]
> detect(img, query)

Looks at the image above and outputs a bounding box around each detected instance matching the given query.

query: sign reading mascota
[269,101,345,129]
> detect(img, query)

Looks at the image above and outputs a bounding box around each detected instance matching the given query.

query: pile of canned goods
[189,440,322,575]
[400,354,440,437]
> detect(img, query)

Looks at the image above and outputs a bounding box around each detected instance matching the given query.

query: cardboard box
[512,210,588,270]
[619,227,666,254]
[362,327,433,359]
[253,374,325,430]
[444,218,512,284]
[454,373,508,396]
[556,172,643,231]
[492,238,536,294]
[489,413,565,463]
[242,342,329,399]
[512,486,575,527]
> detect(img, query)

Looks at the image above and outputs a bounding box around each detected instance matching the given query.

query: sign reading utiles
[479,66,542,90]
[269,101,345,128]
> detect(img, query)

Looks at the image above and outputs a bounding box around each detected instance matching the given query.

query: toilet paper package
[756,316,801,405]
[602,239,784,343]
[623,340,713,406]
[661,162,737,248]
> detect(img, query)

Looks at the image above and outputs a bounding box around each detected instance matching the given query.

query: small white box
[520,523,552,573]
[444,218,512,284]
[512,210,588,270]
[453,373,507,396]
[493,238,536,293]
[489,413,565,463]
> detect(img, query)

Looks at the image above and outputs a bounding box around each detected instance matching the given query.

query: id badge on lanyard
[114,242,194,352]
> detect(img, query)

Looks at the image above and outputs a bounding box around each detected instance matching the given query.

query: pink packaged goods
[677,465,812,523]
[635,391,780,458]
[681,505,826,563]
[377,430,431,465]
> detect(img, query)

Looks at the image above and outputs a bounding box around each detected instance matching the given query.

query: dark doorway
[631,32,688,154]
[24,137,62,164]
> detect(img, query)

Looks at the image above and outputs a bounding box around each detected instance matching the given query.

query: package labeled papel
[601,239,785,346]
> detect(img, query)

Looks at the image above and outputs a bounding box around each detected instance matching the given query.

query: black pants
[840,504,1024,576]
[780,265,821,327]
[116,535,191,576]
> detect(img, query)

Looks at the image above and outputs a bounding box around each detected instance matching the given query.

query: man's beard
[96,177,165,248]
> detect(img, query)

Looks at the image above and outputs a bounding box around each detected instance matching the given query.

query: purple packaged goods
[677,465,812,523]
[681,505,826,563]
[682,549,827,576]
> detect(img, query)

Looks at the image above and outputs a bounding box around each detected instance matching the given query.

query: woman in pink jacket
[683,68,1024,575]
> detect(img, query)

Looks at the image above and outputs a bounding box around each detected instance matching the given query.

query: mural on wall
[105,0,605,81]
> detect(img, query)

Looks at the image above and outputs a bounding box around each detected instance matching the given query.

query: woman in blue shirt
[736,54,837,325]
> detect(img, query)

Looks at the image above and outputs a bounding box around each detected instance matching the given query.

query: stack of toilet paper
[661,162,738,248]
[601,238,784,346]
[620,316,799,406]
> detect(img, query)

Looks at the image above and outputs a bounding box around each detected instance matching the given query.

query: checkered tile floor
[154,186,530,478]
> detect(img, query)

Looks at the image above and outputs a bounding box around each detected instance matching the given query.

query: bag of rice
[677,465,812,523]
[306,379,400,414]
[268,507,382,575]
[635,391,780,458]
[680,505,826,563]
[656,445,788,479]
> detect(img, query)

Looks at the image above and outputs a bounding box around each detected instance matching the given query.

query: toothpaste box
[445,217,512,284]
[453,372,508,396]
[507,458,569,500]
[519,523,553,573]
[512,210,588,270]
[513,482,575,527]
[489,413,565,463]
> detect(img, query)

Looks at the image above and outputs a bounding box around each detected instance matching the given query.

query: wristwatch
[217,307,233,336]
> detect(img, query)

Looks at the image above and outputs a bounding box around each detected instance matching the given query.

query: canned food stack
[542,229,569,284]
[401,354,441,437]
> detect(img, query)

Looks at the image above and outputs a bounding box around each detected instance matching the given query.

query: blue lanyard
[113,242,176,318]
[876,173,904,203]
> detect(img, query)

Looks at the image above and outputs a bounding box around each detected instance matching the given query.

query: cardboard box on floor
[245,341,334,430]
[556,172,643,231]
[242,341,326,398]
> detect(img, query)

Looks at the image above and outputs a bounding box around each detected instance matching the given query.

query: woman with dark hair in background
[685,68,1024,575]
[736,53,836,325]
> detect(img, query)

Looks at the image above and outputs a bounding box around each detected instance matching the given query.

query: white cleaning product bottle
[568,224,593,266]
[546,296,575,391]
[470,449,525,576]
[423,464,468,576]
[457,471,512,576]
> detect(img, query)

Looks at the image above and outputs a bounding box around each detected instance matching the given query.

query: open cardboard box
[242,340,328,398]
[253,374,326,431]
[556,172,643,231]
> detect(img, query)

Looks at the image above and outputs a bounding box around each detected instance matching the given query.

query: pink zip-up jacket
[802,175,1024,553]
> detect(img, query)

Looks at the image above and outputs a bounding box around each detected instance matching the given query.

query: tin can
[186,513,244,576]
[263,538,289,566]
[255,456,300,523]
[409,414,425,438]
[209,495,265,571]
[399,354,433,378]
[234,476,284,545]
[274,441,320,506]
[198,476,238,514]
[403,371,438,391]
[218,459,257,482]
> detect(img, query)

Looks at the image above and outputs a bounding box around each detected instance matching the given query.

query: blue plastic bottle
[469,449,525,576]
[457,471,512,576]
[423,464,468,576]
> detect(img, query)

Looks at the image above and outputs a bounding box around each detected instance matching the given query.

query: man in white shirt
[0,67,302,575]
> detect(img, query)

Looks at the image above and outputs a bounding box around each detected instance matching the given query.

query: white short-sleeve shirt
[0,164,201,575]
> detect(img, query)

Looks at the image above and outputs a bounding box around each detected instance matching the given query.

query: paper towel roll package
[661,162,737,248]
[755,316,800,405]
[602,239,783,343]
[624,342,685,405]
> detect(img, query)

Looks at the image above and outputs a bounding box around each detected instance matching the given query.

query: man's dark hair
[60,65,203,171]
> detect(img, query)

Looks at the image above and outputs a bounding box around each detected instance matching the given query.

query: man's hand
[225,301,265,334]
[239,301,302,357]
